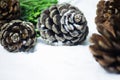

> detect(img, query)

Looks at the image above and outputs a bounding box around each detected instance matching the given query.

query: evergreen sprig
[20,0,58,25]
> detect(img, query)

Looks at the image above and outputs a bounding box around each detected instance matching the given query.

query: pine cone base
[0,20,37,52]
[37,3,88,46]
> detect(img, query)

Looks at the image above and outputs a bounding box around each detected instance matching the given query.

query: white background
[0,0,120,80]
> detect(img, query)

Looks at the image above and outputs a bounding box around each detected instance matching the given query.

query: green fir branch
[20,0,58,25]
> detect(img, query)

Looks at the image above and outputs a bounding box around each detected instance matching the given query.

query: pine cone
[0,0,20,20]
[0,20,37,52]
[37,3,88,45]
[90,0,120,73]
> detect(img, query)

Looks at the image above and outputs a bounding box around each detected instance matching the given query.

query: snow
[0,0,120,80]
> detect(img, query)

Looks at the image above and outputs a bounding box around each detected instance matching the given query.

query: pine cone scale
[90,45,117,65]
[55,34,65,42]
[45,18,52,29]
[61,25,68,33]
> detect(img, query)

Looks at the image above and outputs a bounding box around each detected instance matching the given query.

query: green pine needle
[20,0,58,25]
[20,0,58,37]
[35,29,40,37]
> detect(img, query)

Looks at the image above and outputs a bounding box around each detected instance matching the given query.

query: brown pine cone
[37,3,88,45]
[90,0,120,73]
[0,0,20,20]
[0,20,37,52]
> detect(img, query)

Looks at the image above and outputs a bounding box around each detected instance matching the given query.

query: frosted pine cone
[0,20,37,52]
[37,3,88,45]
[0,0,20,20]
[90,0,120,73]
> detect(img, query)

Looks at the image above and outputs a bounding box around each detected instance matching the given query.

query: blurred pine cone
[0,20,36,52]
[0,0,20,20]
[37,3,88,45]
[90,0,120,73]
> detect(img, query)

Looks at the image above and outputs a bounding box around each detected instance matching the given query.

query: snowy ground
[0,0,120,80]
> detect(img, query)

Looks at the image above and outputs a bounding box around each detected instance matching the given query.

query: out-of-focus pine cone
[37,3,88,45]
[90,0,120,73]
[0,0,20,20]
[0,20,37,52]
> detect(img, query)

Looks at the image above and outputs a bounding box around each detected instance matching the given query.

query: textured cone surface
[0,20,37,52]
[90,0,120,73]
[0,20,8,30]
[0,0,20,20]
[37,3,88,45]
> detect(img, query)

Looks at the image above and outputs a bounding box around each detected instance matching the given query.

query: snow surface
[0,0,120,80]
